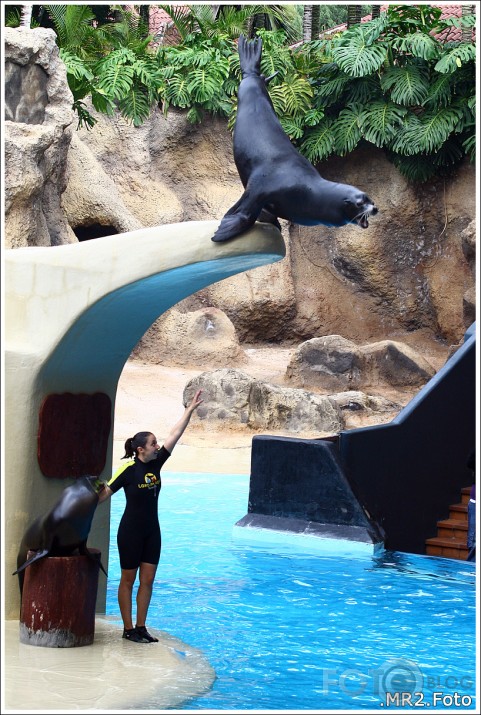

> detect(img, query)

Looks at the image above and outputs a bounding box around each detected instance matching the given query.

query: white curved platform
[4,220,285,618]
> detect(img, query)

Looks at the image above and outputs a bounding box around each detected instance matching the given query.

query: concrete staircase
[425,487,471,560]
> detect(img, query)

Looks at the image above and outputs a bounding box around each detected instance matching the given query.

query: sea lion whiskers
[353,204,378,229]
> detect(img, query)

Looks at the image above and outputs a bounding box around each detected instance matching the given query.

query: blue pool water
[106,472,477,710]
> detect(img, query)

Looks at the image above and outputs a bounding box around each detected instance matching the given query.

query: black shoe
[135,625,159,643]
[122,627,149,643]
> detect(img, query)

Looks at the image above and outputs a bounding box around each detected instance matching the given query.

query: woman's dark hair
[122,431,153,459]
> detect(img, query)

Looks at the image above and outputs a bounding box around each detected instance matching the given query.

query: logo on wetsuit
[138,473,158,489]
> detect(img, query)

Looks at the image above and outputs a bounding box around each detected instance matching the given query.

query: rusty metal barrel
[19,549,102,647]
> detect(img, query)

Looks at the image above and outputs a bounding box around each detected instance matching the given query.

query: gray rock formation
[62,133,142,235]
[183,368,343,434]
[4,28,76,247]
[286,335,435,391]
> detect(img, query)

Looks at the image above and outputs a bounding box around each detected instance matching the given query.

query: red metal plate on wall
[37,393,111,478]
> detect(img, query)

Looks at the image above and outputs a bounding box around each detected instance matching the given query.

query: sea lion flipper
[80,543,108,577]
[212,190,265,242]
[258,208,282,231]
[238,34,262,77]
[13,548,50,575]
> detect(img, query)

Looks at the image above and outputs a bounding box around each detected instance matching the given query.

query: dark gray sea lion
[13,476,107,595]
[212,35,378,242]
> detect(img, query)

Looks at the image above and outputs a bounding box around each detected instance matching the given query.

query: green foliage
[296,4,476,181]
[33,3,474,181]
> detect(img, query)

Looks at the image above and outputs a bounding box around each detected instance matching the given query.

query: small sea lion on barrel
[13,476,107,595]
[212,35,378,243]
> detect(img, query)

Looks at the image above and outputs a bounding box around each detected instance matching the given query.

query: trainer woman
[99,389,203,643]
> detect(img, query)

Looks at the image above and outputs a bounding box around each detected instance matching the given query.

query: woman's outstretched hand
[187,389,203,413]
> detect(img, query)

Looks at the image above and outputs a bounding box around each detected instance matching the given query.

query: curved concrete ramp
[4,220,285,618]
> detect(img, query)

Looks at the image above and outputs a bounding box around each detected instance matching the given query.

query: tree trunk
[303,5,312,43]
[347,5,362,28]
[311,4,320,40]
[461,5,474,42]
[20,3,33,28]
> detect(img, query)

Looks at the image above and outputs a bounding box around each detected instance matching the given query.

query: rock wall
[4,28,476,353]
[4,28,77,247]
[72,101,476,350]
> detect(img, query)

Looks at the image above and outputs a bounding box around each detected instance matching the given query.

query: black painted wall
[339,324,476,554]
[248,435,381,535]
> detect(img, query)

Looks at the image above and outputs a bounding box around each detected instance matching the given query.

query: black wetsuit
[107,447,171,570]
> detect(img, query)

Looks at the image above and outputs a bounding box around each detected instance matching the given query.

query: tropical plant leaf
[390,106,464,154]
[389,153,440,183]
[59,50,94,82]
[434,44,476,73]
[164,75,191,108]
[303,108,325,127]
[314,73,351,103]
[332,104,363,155]
[381,64,430,106]
[347,76,381,104]
[390,32,440,61]
[299,120,335,163]
[360,101,407,147]
[118,87,152,126]
[71,99,97,130]
[90,87,116,116]
[187,67,222,102]
[186,105,203,124]
[423,73,452,108]
[269,76,313,117]
[96,62,135,101]
[332,27,388,77]
[279,116,304,140]
[462,133,475,160]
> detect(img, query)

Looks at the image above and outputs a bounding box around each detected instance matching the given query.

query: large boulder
[4,28,76,247]
[286,335,436,391]
[61,133,143,235]
[131,307,246,368]
[183,368,344,435]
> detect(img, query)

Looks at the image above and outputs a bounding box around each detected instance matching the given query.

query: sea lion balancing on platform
[212,35,378,242]
[13,476,107,596]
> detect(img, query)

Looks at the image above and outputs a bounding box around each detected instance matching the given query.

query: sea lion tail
[238,34,262,78]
